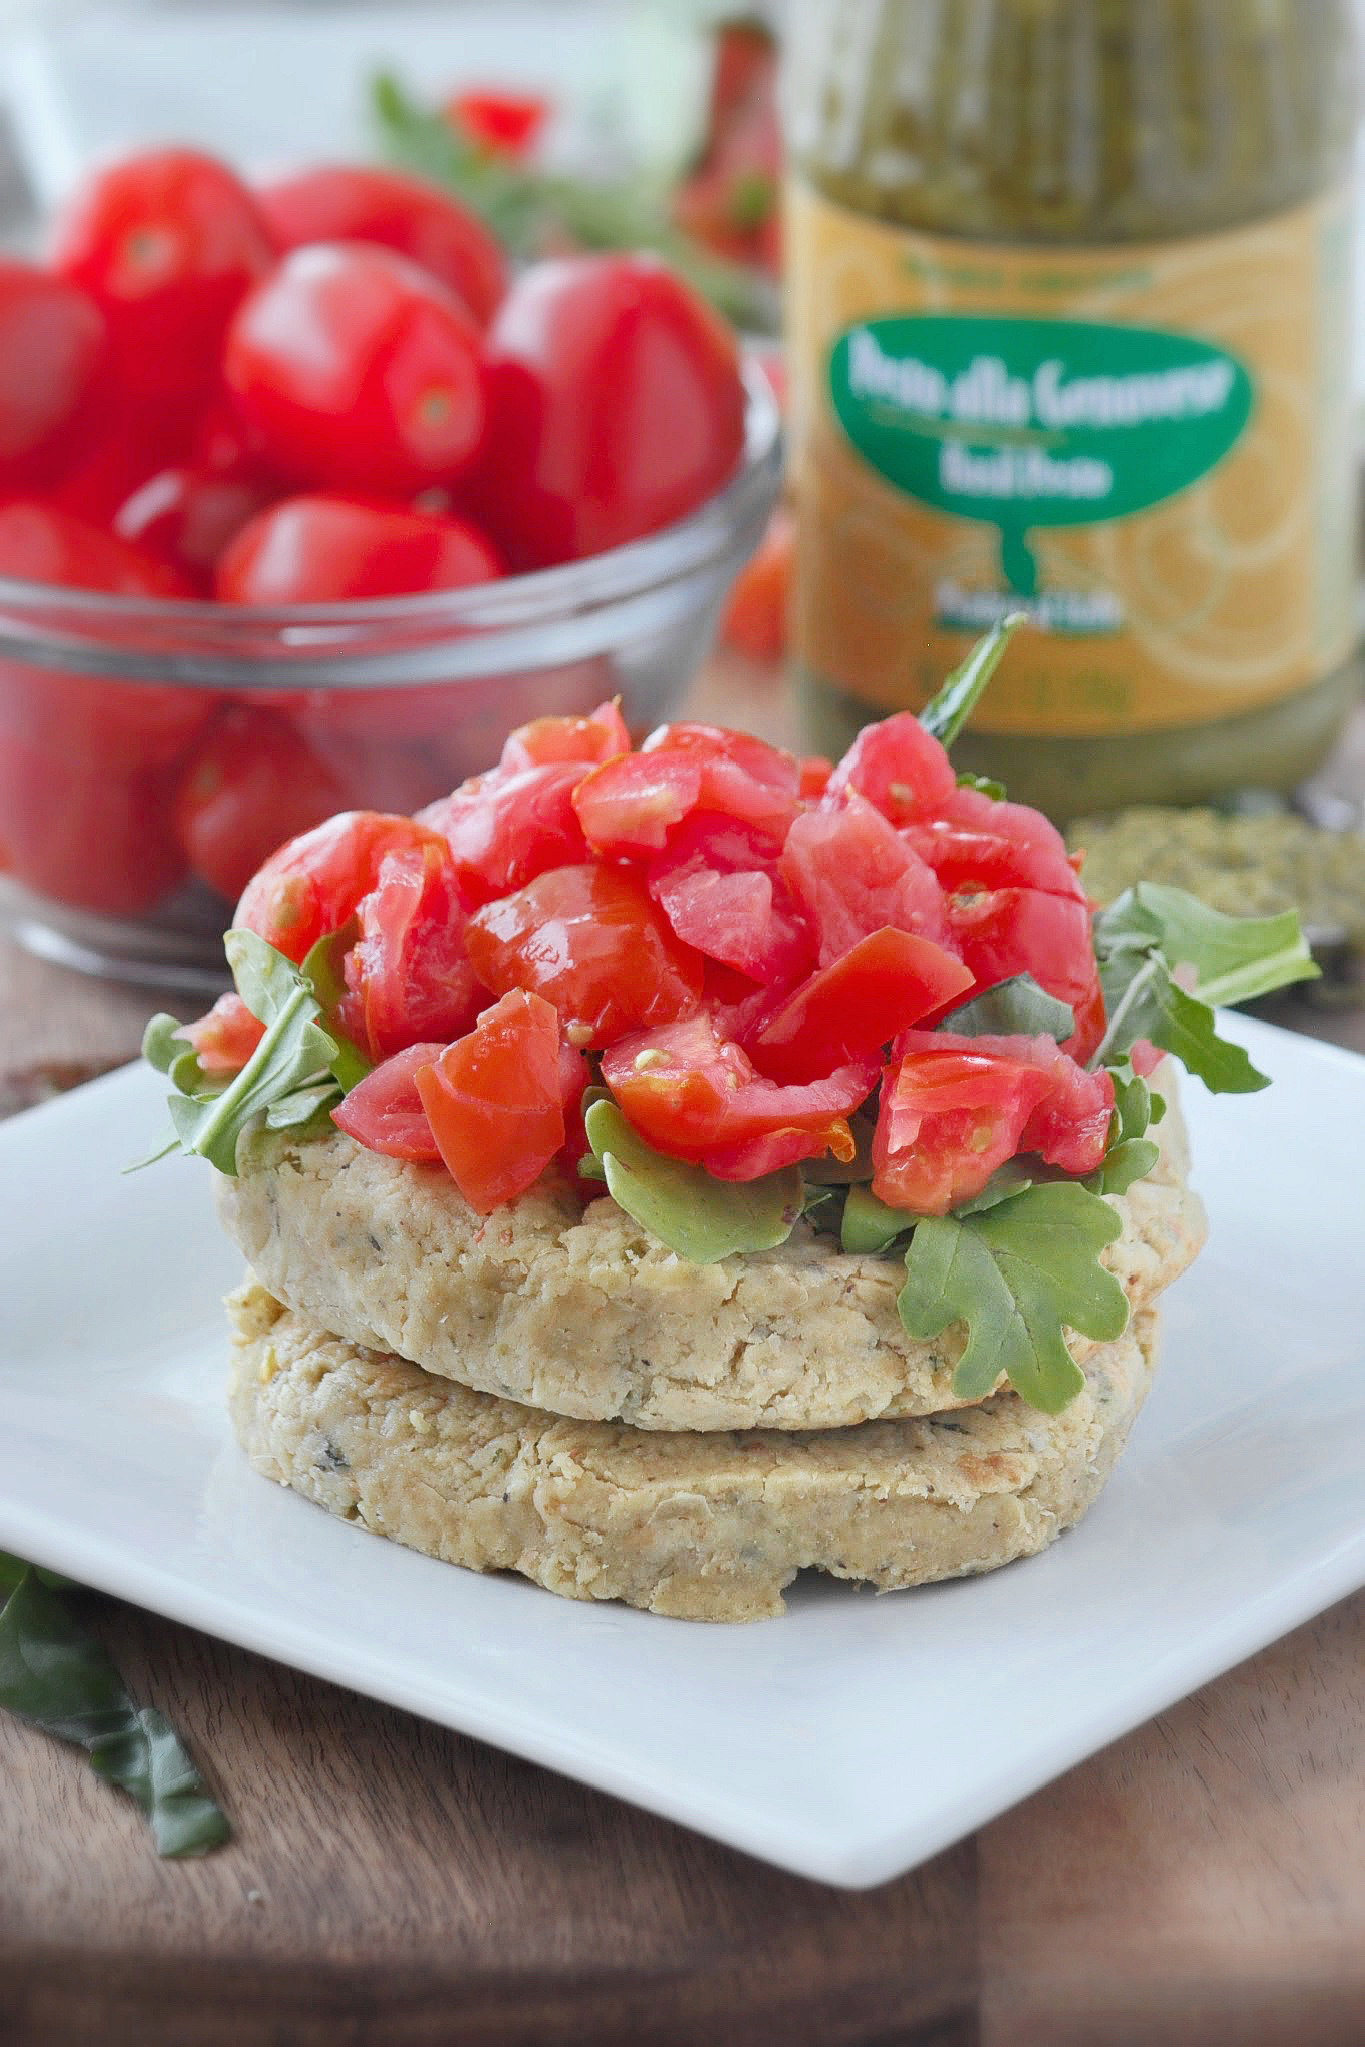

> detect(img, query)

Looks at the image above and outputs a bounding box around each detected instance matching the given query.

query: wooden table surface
[1,663,1362,2047]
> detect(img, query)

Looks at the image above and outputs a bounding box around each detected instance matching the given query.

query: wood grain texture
[1,670,1362,2047]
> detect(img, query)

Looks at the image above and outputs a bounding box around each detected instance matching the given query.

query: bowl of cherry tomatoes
[0,150,779,987]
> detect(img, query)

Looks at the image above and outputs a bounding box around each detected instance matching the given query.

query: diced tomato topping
[463,863,705,1049]
[331,1043,446,1162]
[750,927,973,1084]
[645,811,814,987]
[499,698,631,773]
[343,841,483,1060]
[555,1038,595,1191]
[575,724,801,855]
[781,792,948,965]
[1131,1039,1163,1078]
[873,1030,1115,1214]
[945,886,1102,1039]
[234,810,445,962]
[798,754,832,801]
[902,787,1087,903]
[824,711,956,824]
[601,1011,878,1176]
[420,761,591,905]
[414,990,564,1213]
[179,990,264,1074]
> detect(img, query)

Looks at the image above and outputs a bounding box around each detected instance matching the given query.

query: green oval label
[828,314,1254,595]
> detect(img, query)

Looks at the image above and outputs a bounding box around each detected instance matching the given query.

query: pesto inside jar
[786,0,1361,818]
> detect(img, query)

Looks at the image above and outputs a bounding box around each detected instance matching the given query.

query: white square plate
[1,1012,1361,1888]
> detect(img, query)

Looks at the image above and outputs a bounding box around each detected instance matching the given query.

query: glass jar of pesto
[785,0,1360,816]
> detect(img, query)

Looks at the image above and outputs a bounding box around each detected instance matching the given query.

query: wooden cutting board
[1,666,1362,2047]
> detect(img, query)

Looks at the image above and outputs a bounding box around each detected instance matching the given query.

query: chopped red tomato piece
[780,792,948,965]
[1131,1039,1163,1078]
[331,1042,446,1162]
[946,886,1101,1037]
[420,761,590,905]
[464,863,704,1049]
[575,725,800,855]
[646,812,813,987]
[750,928,973,1084]
[415,990,564,1212]
[601,1012,878,1173]
[719,506,792,661]
[798,754,833,801]
[824,711,956,824]
[234,810,444,962]
[499,698,631,773]
[902,786,1086,902]
[555,1038,595,1191]
[343,842,482,1059]
[179,991,263,1075]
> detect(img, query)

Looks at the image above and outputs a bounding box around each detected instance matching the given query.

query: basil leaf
[585,1098,802,1264]
[0,1569,228,1859]
[956,769,1006,800]
[917,615,1027,748]
[1095,884,1318,1008]
[898,1181,1128,1412]
[938,973,1074,1042]
[840,1184,913,1254]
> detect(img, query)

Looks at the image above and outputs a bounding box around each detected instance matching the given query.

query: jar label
[787,180,1357,736]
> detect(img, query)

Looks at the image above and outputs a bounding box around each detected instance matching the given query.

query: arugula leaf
[1092,945,1272,1093]
[938,973,1074,1042]
[898,1181,1129,1411]
[0,1567,228,1858]
[1096,884,1319,1008]
[917,615,1027,748]
[142,1013,185,1075]
[950,1156,1039,1217]
[0,1552,73,1594]
[585,1099,802,1264]
[956,769,1006,800]
[840,1184,913,1255]
[1087,1138,1161,1197]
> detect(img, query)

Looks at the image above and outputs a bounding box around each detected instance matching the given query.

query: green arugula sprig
[0,1561,229,1858]
[918,614,1028,747]
[584,1098,802,1263]
[138,926,370,1177]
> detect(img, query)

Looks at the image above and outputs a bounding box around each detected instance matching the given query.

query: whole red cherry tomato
[465,863,705,1049]
[215,493,502,603]
[0,498,188,600]
[173,706,346,900]
[50,148,273,412]
[254,165,506,326]
[0,734,186,914]
[0,263,107,484]
[224,243,486,496]
[115,467,274,593]
[415,990,565,1213]
[475,252,745,567]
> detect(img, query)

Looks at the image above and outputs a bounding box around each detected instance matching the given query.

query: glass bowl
[0,365,781,990]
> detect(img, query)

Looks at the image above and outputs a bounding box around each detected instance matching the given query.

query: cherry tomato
[173,707,346,900]
[466,863,704,1049]
[0,734,186,914]
[254,165,506,326]
[224,243,486,496]
[780,793,948,965]
[0,263,107,484]
[750,928,974,1085]
[871,1037,1056,1216]
[645,811,813,987]
[719,506,792,662]
[115,467,274,593]
[420,762,590,906]
[181,991,264,1075]
[214,493,502,603]
[234,809,446,961]
[332,1042,447,1162]
[499,698,630,773]
[50,148,273,412]
[343,842,482,1059]
[902,786,1086,902]
[49,400,199,523]
[824,712,956,824]
[415,990,565,1212]
[475,253,745,567]
[601,1011,878,1173]
[0,498,189,600]
[573,731,798,856]
[946,887,1102,1032]
[446,91,549,162]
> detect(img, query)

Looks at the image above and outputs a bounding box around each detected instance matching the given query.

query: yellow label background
[786,179,1357,736]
